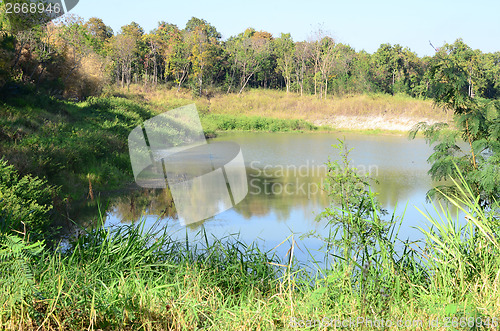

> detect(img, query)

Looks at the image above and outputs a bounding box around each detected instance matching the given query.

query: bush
[0,158,59,239]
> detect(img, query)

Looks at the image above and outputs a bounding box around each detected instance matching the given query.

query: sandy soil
[312,115,445,131]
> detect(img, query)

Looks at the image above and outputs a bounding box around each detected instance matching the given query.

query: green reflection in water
[75,132,463,244]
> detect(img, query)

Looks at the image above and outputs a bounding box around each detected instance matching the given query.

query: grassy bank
[0,86,323,238]
[4,86,491,330]
[0,87,157,199]
[0,86,325,200]
[201,113,318,135]
[1,170,499,330]
[125,86,450,132]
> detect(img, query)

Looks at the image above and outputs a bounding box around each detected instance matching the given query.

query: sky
[69,0,500,57]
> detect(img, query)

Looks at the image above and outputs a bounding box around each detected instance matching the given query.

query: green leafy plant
[315,140,413,317]
[317,140,389,258]
[410,42,500,207]
[417,164,500,297]
[0,209,45,321]
[0,158,58,238]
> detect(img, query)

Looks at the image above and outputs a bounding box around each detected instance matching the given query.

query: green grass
[200,113,318,135]
[0,87,157,199]
[1,167,499,330]
[1,85,496,329]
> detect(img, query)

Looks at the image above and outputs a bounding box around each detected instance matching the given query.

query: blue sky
[70,0,500,57]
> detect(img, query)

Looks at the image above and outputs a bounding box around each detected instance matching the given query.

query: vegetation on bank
[0,9,498,326]
[0,86,329,238]
[0,86,155,198]
[0,86,326,190]
[1,143,499,330]
[127,85,448,129]
[0,84,441,204]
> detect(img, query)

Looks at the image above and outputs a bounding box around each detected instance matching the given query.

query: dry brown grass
[116,86,451,131]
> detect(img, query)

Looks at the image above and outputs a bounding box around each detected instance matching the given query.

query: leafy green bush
[200,114,317,132]
[0,158,58,238]
[0,227,44,309]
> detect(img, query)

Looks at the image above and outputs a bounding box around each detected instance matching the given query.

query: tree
[109,22,145,88]
[372,43,403,94]
[84,17,113,55]
[309,28,336,98]
[185,17,221,40]
[187,23,220,96]
[121,21,144,40]
[119,22,145,85]
[293,41,311,96]
[273,33,294,94]
[410,39,500,207]
[350,50,374,93]
[142,32,162,86]
[330,43,356,95]
[162,26,191,91]
[226,28,272,94]
[111,34,136,88]
[251,31,275,89]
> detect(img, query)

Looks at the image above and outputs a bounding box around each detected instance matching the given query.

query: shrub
[0,158,59,239]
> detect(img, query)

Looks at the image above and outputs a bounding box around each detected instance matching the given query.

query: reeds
[2,167,499,329]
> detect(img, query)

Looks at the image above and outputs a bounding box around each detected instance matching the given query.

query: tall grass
[416,166,500,317]
[2,165,499,329]
[127,85,448,125]
[1,215,283,329]
[1,87,498,329]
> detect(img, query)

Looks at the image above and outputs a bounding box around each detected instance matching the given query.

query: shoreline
[312,114,444,132]
[129,86,451,135]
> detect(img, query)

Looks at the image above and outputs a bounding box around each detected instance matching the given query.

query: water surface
[102,132,462,264]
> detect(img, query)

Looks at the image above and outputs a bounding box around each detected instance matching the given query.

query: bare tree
[309,27,336,98]
[111,34,136,88]
[294,41,312,96]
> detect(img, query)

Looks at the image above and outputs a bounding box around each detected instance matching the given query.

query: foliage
[201,113,316,133]
[0,217,279,329]
[1,148,500,329]
[409,39,500,207]
[2,10,500,100]
[0,158,58,238]
[416,164,500,299]
[0,216,44,313]
[0,91,156,199]
[314,141,412,316]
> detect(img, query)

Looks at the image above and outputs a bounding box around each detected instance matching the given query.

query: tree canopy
[1,13,500,102]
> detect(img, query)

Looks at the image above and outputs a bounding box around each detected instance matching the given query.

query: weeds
[1,87,498,329]
[1,158,498,329]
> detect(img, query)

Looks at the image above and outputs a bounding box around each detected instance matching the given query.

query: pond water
[98,132,462,265]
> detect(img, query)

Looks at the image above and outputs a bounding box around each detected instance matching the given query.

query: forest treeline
[1,11,500,100]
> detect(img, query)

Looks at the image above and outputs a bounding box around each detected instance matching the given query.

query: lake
[101,131,462,265]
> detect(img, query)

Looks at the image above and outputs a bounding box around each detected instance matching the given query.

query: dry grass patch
[115,87,450,131]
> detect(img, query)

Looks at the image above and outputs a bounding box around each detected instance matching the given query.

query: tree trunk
[239,72,254,94]
[226,69,236,94]
[121,63,125,88]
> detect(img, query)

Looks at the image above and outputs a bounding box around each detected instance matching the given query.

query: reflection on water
[86,132,464,263]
